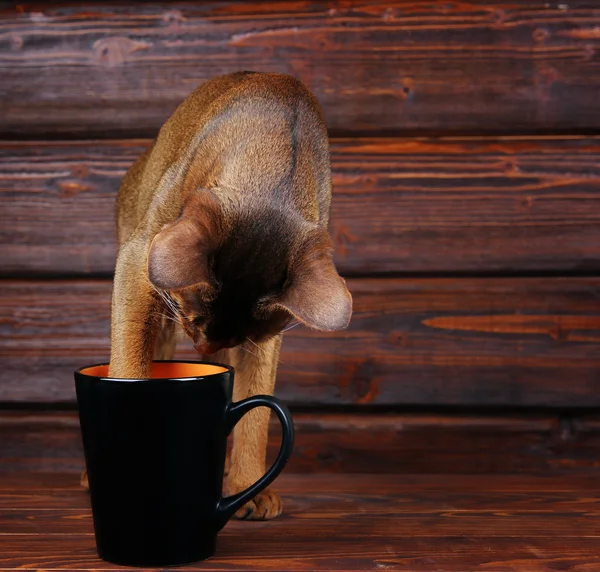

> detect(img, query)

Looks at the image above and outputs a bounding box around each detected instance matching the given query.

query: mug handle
[216,395,294,528]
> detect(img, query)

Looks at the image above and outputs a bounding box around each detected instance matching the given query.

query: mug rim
[74,359,234,383]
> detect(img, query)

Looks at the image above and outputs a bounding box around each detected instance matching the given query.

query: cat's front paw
[234,490,282,520]
[80,469,89,490]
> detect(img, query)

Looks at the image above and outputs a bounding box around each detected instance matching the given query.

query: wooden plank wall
[3,1,600,137]
[2,1,600,409]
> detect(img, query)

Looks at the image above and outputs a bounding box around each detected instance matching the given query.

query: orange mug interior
[79,362,228,380]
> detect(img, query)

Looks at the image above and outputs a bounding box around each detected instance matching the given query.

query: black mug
[74,360,294,567]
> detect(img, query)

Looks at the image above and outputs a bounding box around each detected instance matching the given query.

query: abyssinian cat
[88,72,352,520]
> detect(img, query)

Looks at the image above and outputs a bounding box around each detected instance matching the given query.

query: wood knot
[351,359,377,404]
[332,223,356,258]
[388,331,407,347]
[162,10,183,26]
[492,8,506,27]
[29,11,47,22]
[401,78,414,99]
[93,36,151,67]
[534,65,560,90]
[583,45,596,61]
[71,165,88,178]
[521,196,534,210]
[10,34,23,50]
[58,180,91,197]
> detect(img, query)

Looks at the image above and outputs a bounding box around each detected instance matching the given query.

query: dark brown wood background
[2,0,600,410]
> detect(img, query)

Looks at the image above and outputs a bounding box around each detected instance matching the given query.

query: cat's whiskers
[161,293,179,317]
[150,282,166,303]
[150,283,169,308]
[245,337,265,354]
[240,345,260,360]
[282,321,300,334]
[276,355,299,372]
[150,284,180,319]
[150,312,182,326]
[156,299,178,319]
[244,337,300,372]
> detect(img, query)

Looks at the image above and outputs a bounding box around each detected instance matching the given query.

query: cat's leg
[153,314,178,360]
[81,238,159,490]
[227,335,283,520]
[108,238,159,379]
[204,348,233,477]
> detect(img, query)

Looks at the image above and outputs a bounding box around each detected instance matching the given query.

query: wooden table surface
[1,471,599,571]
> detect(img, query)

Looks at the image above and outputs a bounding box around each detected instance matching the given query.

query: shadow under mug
[74,360,294,567]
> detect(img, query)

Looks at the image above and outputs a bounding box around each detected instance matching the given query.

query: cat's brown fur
[91,72,352,520]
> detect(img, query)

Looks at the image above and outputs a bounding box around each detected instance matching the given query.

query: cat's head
[147,189,352,354]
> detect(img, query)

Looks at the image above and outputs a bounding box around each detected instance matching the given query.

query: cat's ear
[276,229,352,331]
[147,191,222,291]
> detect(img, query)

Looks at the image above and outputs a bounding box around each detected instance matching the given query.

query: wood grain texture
[2,535,599,570]
[1,473,600,570]
[3,481,600,511]
[3,2,600,136]
[4,508,600,537]
[0,411,588,475]
[2,277,600,406]
[4,137,600,275]
[3,472,600,493]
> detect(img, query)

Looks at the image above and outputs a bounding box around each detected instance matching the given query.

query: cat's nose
[194,338,240,354]
[194,341,222,355]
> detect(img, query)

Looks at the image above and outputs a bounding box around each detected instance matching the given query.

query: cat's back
[116,73,256,241]
[117,72,330,242]
[164,71,325,141]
